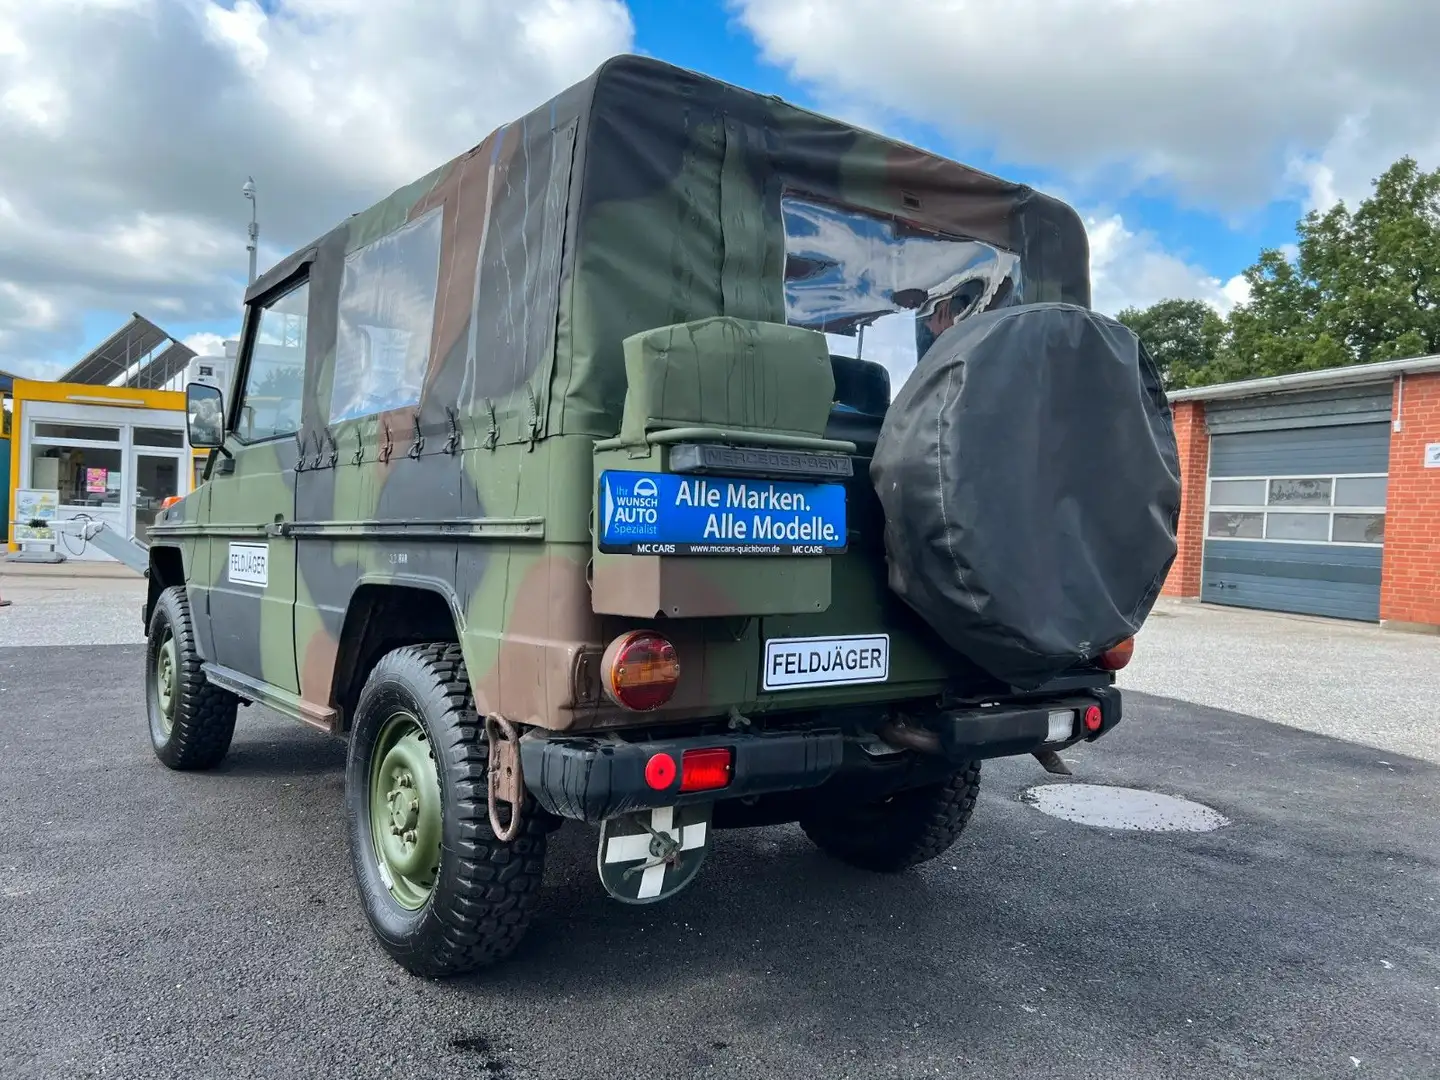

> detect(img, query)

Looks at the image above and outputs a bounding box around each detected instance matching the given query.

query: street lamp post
[242,176,258,284]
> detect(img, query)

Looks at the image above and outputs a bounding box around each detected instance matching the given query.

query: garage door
[1201,385,1391,622]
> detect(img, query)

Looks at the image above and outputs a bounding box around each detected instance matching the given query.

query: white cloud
[732,0,1440,212]
[182,331,228,358]
[1085,212,1248,317]
[0,0,633,375]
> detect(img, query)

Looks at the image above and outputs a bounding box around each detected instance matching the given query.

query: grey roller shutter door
[1201,387,1391,621]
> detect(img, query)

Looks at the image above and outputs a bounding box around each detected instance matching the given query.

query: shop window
[237,279,309,442]
[1207,479,1266,506]
[1332,513,1385,543]
[1265,512,1329,541]
[1334,476,1388,506]
[134,427,184,448]
[31,445,123,508]
[2,397,11,438]
[1207,512,1263,539]
[134,454,181,542]
[1207,473,1386,546]
[33,423,121,442]
[329,207,444,424]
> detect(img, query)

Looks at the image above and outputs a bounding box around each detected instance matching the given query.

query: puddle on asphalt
[1021,783,1229,832]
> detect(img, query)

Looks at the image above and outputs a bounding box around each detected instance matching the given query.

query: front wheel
[145,586,238,770]
[799,761,982,872]
[344,643,549,977]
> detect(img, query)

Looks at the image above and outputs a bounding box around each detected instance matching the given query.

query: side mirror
[186,382,225,449]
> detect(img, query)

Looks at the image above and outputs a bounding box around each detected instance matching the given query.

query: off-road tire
[345,642,549,978]
[145,585,239,770]
[800,761,982,872]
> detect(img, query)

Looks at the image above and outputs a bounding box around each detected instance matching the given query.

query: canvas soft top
[239,55,1091,456]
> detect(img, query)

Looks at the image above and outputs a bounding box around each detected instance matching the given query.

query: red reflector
[644,752,677,790]
[679,748,733,793]
[1083,705,1103,733]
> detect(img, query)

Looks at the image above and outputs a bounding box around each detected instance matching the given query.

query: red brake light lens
[1096,637,1135,671]
[601,631,681,711]
[680,748,733,793]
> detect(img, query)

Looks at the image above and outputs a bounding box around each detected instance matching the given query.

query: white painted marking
[227,542,269,587]
[637,862,666,899]
[762,634,889,691]
[604,833,654,864]
[602,806,708,899]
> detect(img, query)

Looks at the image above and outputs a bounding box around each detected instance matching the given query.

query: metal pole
[243,176,259,284]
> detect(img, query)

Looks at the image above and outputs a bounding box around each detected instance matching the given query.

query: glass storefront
[32,444,125,509]
[133,453,181,543]
[16,404,191,561]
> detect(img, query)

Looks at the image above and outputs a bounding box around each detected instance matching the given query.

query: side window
[329,208,443,424]
[236,279,309,443]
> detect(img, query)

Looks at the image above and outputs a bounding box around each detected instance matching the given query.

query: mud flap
[597,803,713,905]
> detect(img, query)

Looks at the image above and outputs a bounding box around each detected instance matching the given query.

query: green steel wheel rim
[368,710,443,910]
[155,631,178,735]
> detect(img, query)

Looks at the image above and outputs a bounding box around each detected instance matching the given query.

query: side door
[199,272,309,695]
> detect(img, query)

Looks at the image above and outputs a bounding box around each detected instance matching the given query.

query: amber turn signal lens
[601,631,681,711]
[1096,637,1135,671]
[160,495,183,510]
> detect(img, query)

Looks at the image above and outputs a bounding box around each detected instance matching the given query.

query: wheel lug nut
[403,830,417,844]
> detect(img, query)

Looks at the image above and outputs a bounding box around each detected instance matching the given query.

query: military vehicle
[142,55,1180,976]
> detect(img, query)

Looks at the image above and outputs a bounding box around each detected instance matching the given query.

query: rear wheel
[345,643,548,977]
[145,585,239,770]
[799,761,982,872]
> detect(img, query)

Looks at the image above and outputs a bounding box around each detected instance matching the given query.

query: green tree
[1217,156,1440,382]
[1115,298,1226,388]
[1118,155,1440,389]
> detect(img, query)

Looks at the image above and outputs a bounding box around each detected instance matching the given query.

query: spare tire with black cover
[871,302,1180,690]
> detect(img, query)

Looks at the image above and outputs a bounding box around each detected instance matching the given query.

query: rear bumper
[521,685,1121,823]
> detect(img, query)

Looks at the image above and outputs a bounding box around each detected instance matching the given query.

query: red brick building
[1162,354,1440,631]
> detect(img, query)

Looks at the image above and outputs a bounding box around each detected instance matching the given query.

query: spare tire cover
[871,302,1180,690]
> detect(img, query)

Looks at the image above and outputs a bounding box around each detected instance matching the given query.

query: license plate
[598,471,847,556]
[762,634,890,691]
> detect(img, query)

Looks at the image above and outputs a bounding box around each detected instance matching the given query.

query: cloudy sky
[1,0,1435,378]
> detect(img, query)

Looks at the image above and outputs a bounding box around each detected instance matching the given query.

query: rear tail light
[601,631,680,711]
[680,747,733,793]
[1083,704,1103,732]
[1096,637,1135,671]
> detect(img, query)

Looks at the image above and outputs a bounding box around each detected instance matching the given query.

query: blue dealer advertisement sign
[598,471,847,555]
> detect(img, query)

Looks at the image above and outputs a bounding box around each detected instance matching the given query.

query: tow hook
[484,715,525,842]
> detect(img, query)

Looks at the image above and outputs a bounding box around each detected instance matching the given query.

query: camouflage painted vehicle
[142,55,1179,976]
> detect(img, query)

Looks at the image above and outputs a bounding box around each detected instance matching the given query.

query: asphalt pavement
[1,643,1437,1079]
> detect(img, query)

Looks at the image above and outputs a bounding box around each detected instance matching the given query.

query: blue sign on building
[598,471,848,556]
